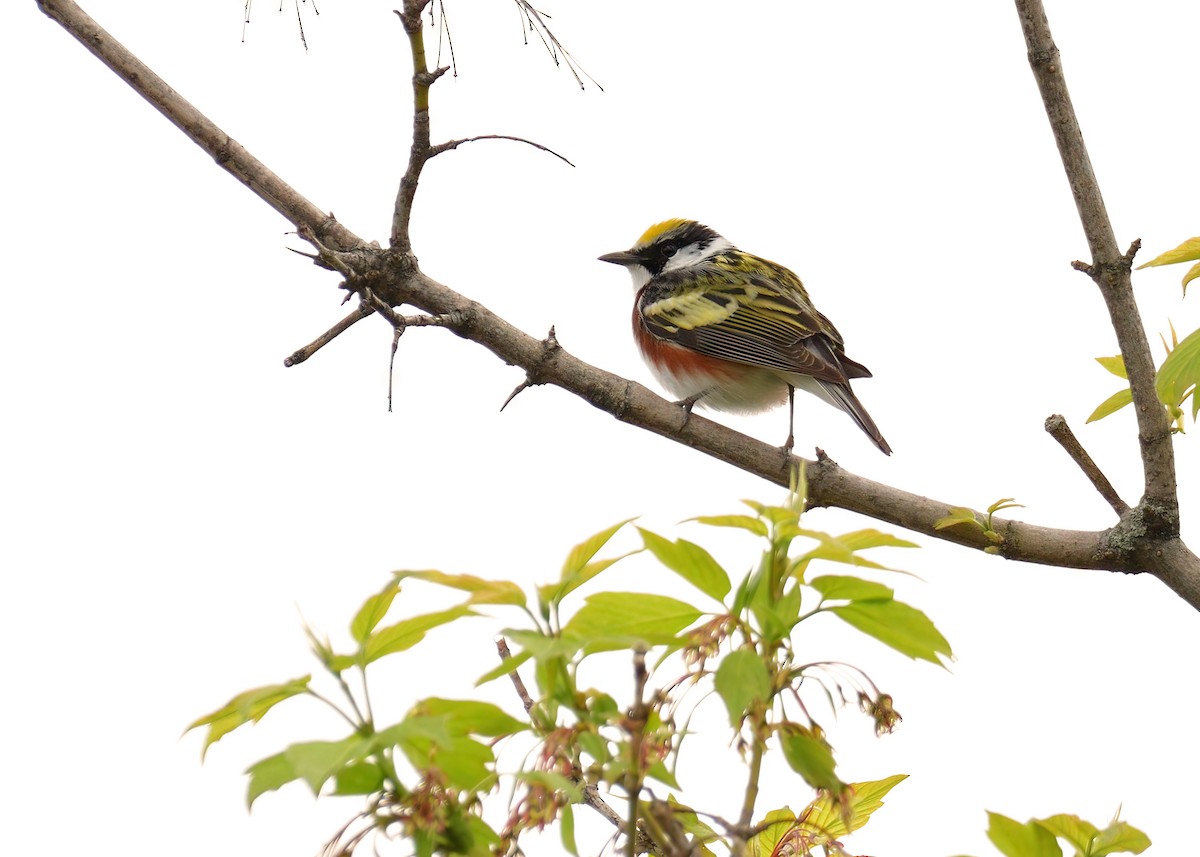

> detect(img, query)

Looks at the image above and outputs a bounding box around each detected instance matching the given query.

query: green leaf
[474,648,533,687]
[829,599,951,664]
[688,514,769,537]
[987,497,1024,516]
[1182,260,1200,296]
[987,812,1062,857]
[791,528,909,575]
[364,605,477,664]
[778,724,840,793]
[461,815,501,857]
[245,751,299,808]
[431,736,495,791]
[1136,236,1200,270]
[516,770,583,801]
[1036,814,1098,854]
[639,528,732,602]
[389,719,496,791]
[394,570,526,606]
[1156,326,1200,420]
[333,761,385,795]
[562,592,702,648]
[187,676,311,758]
[1087,388,1134,423]
[646,760,681,789]
[933,507,982,531]
[351,580,401,644]
[376,714,454,752]
[809,574,894,602]
[1095,355,1128,379]
[713,649,770,725]
[747,808,799,857]
[1036,814,1151,857]
[742,499,800,527]
[561,519,636,579]
[1088,819,1152,856]
[285,736,370,795]
[667,795,721,844]
[837,529,919,551]
[560,803,579,857]
[409,698,527,737]
[797,774,908,839]
[542,519,638,608]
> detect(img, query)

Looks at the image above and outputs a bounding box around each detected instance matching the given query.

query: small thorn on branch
[500,326,561,411]
[1044,414,1129,516]
[1123,237,1143,264]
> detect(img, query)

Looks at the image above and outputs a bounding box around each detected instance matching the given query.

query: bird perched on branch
[599,218,891,455]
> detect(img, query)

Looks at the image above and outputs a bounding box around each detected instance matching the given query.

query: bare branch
[284,304,375,367]
[625,648,649,857]
[495,638,534,714]
[511,0,602,91]
[430,135,576,167]
[40,0,1200,609]
[1015,0,1177,522]
[1044,414,1129,516]
[390,1,440,253]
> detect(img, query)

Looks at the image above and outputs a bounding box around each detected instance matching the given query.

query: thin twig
[625,648,649,857]
[495,638,534,715]
[1044,414,1129,516]
[284,304,375,366]
[511,0,602,91]
[430,134,575,167]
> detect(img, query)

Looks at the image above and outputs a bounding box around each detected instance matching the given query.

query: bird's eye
[661,242,678,258]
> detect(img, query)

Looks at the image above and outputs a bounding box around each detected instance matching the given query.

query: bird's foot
[671,393,704,432]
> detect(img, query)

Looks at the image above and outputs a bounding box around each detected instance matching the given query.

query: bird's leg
[671,390,706,434]
[783,385,796,452]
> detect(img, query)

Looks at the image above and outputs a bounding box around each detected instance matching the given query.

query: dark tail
[819,380,892,455]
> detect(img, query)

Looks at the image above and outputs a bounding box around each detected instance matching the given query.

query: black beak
[598,250,643,267]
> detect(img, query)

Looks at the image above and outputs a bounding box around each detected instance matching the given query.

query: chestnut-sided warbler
[599,218,891,455]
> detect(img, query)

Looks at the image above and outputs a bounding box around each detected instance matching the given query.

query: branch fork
[37,0,1200,610]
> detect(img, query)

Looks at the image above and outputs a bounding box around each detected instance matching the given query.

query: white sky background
[4,1,1200,855]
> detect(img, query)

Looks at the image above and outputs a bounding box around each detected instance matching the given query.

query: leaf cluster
[1090,236,1200,428]
[186,483,1150,857]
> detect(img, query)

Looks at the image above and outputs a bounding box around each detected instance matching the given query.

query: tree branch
[391,1,444,253]
[1014,0,1178,525]
[1044,414,1129,516]
[39,0,1200,609]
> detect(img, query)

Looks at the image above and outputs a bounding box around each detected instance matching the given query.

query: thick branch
[1015,0,1177,519]
[389,268,1200,592]
[40,0,1200,609]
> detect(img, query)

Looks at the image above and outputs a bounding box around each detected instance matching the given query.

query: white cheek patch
[661,236,735,273]
[625,265,652,292]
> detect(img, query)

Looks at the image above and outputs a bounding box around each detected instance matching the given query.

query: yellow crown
[634,218,694,248]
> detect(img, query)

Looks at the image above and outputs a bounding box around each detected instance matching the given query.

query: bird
[598,218,891,455]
